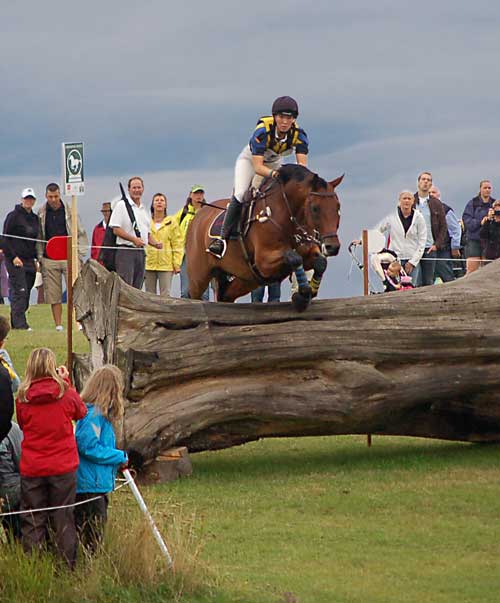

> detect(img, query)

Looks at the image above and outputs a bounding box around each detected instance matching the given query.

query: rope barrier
[1,233,144,251]
[0,480,128,518]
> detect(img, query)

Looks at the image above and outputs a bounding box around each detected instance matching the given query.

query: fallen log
[74,259,500,465]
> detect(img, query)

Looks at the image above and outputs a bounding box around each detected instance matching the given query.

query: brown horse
[186,164,343,310]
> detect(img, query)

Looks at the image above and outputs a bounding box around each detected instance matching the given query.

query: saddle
[208,178,276,241]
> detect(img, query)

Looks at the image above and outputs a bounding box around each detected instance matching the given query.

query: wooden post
[362,229,372,448]
[66,236,73,382]
[71,195,79,284]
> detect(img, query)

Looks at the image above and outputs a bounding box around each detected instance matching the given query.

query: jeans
[417,248,437,287]
[251,282,281,303]
[434,249,456,283]
[180,256,209,300]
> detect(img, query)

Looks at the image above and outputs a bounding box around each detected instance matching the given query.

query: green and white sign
[62,142,85,196]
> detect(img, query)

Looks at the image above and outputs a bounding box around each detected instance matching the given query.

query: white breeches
[233,145,282,202]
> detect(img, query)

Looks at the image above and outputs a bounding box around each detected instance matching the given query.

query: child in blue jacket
[75,364,127,553]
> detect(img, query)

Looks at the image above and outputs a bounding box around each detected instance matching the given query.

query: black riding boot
[208,196,242,257]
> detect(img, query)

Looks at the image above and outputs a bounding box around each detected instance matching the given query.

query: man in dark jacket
[2,188,40,329]
[0,363,14,443]
[413,172,448,286]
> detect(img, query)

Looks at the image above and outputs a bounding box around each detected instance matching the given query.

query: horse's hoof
[292,292,310,312]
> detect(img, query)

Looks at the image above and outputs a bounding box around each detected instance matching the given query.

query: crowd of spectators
[365,172,498,291]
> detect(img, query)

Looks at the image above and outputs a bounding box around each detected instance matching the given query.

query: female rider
[208,96,309,258]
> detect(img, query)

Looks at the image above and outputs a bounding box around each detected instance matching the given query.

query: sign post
[62,142,84,284]
[62,142,84,378]
[46,236,73,380]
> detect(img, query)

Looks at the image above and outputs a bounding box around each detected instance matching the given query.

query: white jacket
[375,209,427,267]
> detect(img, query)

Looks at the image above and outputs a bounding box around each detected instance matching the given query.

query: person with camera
[16,348,87,569]
[479,200,500,261]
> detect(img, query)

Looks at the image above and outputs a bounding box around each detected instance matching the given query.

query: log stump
[74,259,500,465]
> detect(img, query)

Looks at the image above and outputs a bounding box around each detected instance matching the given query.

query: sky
[1,0,499,299]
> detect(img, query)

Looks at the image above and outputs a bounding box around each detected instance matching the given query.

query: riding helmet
[272,96,299,118]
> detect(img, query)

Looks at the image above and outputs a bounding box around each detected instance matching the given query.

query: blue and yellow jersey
[249,116,309,157]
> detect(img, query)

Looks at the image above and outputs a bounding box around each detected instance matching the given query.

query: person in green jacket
[145,193,183,296]
[174,185,209,300]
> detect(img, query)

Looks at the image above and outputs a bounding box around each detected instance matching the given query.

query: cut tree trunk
[74,259,500,465]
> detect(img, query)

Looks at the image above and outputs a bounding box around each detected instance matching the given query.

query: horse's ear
[329,174,345,189]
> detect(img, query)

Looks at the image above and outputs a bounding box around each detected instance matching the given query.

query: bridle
[256,183,339,248]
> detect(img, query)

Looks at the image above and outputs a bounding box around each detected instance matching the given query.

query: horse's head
[305,173,343,256]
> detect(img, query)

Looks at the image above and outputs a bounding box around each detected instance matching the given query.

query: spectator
[109,176,161,289]
[145,194,183,296]
[0,422,22,539]
[413,172,448,286]
[462,180,495,274]
[0,317,14,443]
[0,248,8,304]
[174,185,209,300]
[251,283,281,303]
[375,190,427,286]
[479,200,500,261]
[16,348,87,569]
[90,202,112,263]
[37,183,88,331]
[75,365,128,554]
[0,316,20,393]
[429,185,462,283]
[2,188,39,330]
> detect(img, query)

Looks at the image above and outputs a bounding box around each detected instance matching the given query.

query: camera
[494,210,500,216]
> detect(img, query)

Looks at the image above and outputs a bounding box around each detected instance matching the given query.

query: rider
[208,96,309,258]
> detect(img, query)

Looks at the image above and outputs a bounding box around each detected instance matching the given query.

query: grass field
[1,304,500,602]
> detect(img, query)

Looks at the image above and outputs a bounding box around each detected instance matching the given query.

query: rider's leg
[207,151,253,257]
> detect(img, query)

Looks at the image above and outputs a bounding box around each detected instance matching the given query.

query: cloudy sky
[1,1,499,298]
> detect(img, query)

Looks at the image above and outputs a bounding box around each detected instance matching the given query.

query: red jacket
[91,221,106,262]
[16,378,87,477]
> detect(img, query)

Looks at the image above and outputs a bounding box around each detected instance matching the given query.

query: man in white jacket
[375,190,427,285]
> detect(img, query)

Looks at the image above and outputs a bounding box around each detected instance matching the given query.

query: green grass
[2,304,500,602]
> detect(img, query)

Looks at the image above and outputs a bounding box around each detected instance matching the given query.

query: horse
[185,164,343,311]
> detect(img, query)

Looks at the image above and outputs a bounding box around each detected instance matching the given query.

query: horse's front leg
[283,249,312,312]
[309,254,328,298]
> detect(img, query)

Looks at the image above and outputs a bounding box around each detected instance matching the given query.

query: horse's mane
[276,164,327,191]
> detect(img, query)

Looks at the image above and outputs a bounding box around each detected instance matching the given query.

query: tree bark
[74,259,500,465]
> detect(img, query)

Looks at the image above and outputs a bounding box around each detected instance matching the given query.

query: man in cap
[2,188,40,329]
[91,202,112,264]
[208,96,309,258]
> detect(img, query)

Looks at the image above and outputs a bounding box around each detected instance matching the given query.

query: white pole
[122,469,173,568]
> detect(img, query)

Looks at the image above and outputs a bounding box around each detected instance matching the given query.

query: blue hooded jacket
[75,404,127,494]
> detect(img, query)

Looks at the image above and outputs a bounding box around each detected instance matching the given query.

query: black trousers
[74,492,108,554]
[6,260,36,329]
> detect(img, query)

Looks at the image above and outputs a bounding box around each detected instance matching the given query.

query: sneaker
[27,327,33,332]
[55,325,64,332]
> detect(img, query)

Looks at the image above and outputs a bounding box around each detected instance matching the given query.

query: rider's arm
[296,153,308,167]
[252,155,278,179]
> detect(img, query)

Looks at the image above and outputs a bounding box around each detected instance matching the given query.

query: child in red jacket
[16,348,87,569]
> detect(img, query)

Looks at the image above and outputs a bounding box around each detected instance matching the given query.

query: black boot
[208,196,241,258]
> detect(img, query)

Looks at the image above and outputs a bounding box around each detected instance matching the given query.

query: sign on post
[62,142,85,196]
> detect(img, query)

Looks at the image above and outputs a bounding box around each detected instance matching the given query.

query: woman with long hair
[16,347,87,568]
[144,193,183,296]
[74,364,128,553]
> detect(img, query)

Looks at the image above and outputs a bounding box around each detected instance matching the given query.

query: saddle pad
[208,209,226,239]
[208,204,251,240]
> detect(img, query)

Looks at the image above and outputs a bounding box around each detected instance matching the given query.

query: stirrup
[206,238,227,259]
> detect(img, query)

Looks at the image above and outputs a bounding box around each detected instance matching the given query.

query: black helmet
[272,96,299,117]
